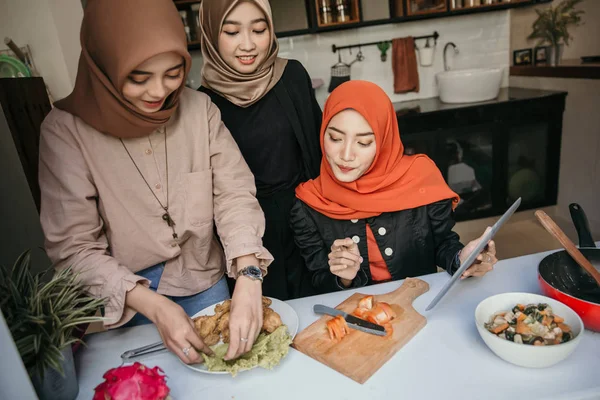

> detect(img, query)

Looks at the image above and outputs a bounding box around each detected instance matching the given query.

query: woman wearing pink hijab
[39,0,271,363]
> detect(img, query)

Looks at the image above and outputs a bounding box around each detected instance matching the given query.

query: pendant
[162,212,176,227]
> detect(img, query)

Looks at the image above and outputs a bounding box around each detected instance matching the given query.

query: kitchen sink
[436,68,503,104]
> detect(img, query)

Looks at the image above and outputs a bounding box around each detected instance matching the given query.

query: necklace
[120,128,178,240]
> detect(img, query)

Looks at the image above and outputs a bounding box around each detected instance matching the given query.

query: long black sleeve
[428,199,464,275]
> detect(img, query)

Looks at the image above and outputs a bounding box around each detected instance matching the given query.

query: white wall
[279,11,510,106]
[0,0,82,101]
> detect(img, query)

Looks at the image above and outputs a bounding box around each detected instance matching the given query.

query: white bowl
[474,292,584,368]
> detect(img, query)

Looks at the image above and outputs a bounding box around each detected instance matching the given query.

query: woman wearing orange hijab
[291,81,497,292]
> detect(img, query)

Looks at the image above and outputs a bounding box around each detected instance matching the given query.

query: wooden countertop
[510,59,600,80]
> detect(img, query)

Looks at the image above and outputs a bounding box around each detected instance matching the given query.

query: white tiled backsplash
[189,11,510,106]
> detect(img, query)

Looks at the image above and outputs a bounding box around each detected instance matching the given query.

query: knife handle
[314,304,344,317]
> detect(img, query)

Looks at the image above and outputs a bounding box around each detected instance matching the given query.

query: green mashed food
[201,325,293,377]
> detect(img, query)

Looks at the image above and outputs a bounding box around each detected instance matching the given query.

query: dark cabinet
[271,0,310,35]
[396,88,566,222]
[0,78,52,212]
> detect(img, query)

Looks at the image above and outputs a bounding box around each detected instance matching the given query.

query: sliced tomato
[336,316,349,336]
[358,295,374,310]
[384,323,393,337]
[378,302,397,320]
[353,307,368,319]
[326,320,336,340]
[367,305,391,325]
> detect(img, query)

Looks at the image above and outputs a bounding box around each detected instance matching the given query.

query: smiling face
[323,109,377,183]
[121,52,185,113]
[217,1,271,74]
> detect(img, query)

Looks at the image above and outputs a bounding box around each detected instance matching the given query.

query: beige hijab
[200,0,288,107]
[54,0,192,138]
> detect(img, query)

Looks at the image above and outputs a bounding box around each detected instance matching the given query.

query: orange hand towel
[392,37,420,94]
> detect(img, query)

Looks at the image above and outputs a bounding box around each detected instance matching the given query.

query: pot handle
[569,203,596,248]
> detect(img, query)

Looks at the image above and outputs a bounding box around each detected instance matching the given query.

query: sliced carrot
[378,302,397,320]
[516,320,532,335]
[554,315,565,324]
[517,313,527,322]
[542,315,553,326]
[558,322,571,333]
[358,295,374,310]
[517,304,526,311]
[491,323,509,334]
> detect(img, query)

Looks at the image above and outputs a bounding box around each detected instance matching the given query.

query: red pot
[537,204,600,332]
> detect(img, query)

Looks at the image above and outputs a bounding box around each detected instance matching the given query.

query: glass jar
[335,0,351,23]
[319,0,334,25]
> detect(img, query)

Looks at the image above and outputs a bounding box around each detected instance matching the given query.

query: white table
[75,248,600,400]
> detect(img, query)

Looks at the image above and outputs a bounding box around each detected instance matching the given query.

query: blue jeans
[121,263,230,328]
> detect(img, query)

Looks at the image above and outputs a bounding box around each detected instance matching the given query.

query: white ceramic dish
[181,297,298,374]
[475,292,584,368]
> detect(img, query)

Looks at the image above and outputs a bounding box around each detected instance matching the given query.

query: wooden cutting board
[292,278,429,384]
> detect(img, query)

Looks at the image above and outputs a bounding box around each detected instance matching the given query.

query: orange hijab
[295,81,459,220]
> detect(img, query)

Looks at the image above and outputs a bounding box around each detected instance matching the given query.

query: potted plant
[528,0,585,66]
[0,250,105,400]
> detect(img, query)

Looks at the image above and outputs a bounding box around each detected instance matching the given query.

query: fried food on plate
[217,311,230,334]
[262,297,272,308]
[193,315,218,339]
[204,332,221,346]
[193,296,284,345]
[222,328,231,344]
[262,307,283,334]
[215,299,231,316]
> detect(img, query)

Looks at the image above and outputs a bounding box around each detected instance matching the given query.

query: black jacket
[290,199,464,294]
[199,59,322,182]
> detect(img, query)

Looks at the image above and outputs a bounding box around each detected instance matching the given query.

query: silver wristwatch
[238,265,263,282]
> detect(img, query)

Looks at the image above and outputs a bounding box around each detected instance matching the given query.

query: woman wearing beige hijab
[199,0,322,300]
[39,0,272,363]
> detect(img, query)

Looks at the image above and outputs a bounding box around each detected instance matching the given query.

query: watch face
[243,266,262,278]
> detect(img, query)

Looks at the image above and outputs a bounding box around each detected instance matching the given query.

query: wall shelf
[510,59,600,80]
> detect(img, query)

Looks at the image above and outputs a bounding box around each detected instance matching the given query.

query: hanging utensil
[328,51,360,93]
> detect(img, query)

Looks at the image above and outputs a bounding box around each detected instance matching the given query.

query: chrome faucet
[443,42,459,71]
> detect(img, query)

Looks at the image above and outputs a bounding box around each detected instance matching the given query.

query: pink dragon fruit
[93,362,171,400]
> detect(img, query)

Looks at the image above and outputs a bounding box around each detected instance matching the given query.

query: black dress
[199,59,322,300]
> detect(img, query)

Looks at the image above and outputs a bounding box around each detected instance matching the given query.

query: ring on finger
[182,346,191,357]
[240,337,248,343]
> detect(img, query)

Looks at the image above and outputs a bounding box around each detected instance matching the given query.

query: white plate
[181,297,299,374]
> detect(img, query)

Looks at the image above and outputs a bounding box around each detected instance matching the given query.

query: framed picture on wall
[405,0,447,16]
[513,48,533,66]
[534,46,549,65]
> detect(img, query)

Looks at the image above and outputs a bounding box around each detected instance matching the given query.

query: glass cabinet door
[506,122,548,206]
[443,126,494,218]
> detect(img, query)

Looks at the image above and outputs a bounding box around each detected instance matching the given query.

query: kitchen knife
[425,197,522,311]
[313,304,387,336]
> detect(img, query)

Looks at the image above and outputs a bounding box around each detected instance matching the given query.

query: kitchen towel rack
[331,31,439,53]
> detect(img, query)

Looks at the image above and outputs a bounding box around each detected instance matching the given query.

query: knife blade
[313,304,386,336]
